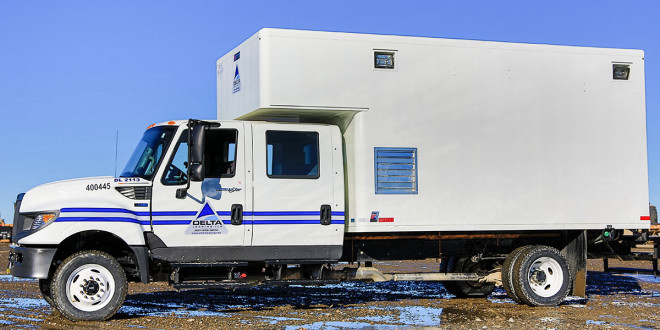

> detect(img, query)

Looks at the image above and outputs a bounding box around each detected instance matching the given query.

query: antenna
[114,130,119,177]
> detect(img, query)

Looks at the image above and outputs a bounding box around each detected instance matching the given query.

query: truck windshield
[120,126,177,180]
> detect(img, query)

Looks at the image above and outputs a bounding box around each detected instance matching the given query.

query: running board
[173,279,342,290]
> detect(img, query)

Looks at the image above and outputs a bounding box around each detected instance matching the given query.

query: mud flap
[560,230,587,297]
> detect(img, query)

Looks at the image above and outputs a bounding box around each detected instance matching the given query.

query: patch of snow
[395,306,443,326]
[624,274,660,284]
[612,300,660,308]
[487,296,516,304]
[3,314,43,322]
[254,315,304,325]
[119,304,230,318]
[285,321,393,330]
[357,314,397,323]
[0,275,37,283]
[0,298,47,309]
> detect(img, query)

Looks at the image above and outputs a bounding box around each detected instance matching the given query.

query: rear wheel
[51,250,127,321]
[511,245,571,306]
[501,246,531,303]
[441,256,496,298]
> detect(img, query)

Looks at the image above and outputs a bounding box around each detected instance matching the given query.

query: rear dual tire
[503,245,571,306]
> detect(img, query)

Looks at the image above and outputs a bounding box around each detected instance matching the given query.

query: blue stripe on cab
[151,220,192,225]
[57,217,141,224]
[56,207,346,225]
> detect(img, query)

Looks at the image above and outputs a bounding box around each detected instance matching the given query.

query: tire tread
[511,245,571,307]
[50,250,127,321]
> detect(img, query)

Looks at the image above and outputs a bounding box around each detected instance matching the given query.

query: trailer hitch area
[602,225,622,242]
[7,251,20,271]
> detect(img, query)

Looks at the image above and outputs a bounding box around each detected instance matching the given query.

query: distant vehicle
[7,29,654,321]
[0,223,10,242]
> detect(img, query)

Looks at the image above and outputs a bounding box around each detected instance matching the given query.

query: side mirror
[189,124,205,182]
[189,163,204,182]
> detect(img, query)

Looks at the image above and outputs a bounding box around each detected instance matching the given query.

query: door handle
[231,204,243,225]
[320,204,331,226]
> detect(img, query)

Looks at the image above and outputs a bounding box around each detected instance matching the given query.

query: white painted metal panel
[250,122,344,246]
[218,29,649,232]
[17,176,149,245]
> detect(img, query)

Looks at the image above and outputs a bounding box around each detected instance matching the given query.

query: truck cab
[9,119,345,321]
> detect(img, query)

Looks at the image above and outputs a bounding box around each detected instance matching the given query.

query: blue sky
[0,1,658,222]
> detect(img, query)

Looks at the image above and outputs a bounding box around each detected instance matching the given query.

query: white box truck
[8,29,653,321]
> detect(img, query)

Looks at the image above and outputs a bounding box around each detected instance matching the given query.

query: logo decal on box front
[233,66,241,93]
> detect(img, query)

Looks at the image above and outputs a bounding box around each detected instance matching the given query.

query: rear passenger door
[251,123,341,250]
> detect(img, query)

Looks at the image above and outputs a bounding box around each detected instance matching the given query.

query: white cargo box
[217,28,649,233]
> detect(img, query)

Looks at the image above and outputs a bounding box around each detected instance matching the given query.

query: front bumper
[8,244,57,279]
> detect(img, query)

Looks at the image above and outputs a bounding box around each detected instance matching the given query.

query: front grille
[116,186,152,200]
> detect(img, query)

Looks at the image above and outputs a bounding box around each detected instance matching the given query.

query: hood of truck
[19,176,151,214]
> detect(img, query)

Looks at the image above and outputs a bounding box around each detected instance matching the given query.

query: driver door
[150,122,251,247]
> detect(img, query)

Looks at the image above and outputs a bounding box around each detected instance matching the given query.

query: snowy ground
[1,255,659,328]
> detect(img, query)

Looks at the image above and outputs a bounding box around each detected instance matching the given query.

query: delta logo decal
[232,66,241,94]
[185,203,228,235]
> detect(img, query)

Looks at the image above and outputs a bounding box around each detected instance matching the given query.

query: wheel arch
[49,230,149,283]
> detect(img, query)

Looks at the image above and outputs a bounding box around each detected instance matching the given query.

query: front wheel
[51,250,127,321]
[38,278,55,307]
[511,245,571,306]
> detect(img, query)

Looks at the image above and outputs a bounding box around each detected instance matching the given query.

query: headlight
[31,213,57,230]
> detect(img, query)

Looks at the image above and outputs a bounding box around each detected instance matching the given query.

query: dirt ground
[1,244,659,329]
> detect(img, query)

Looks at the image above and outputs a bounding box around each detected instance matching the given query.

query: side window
[162,137,189,185]
[266,131,319,179]
[162,129,238,185]
[204,129,238,178]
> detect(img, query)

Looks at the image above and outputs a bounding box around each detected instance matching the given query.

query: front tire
[511,245,571,306]
[51,250,127,321]
[39,278,55,307]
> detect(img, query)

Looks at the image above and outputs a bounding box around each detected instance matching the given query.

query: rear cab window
[266,131,319,179]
